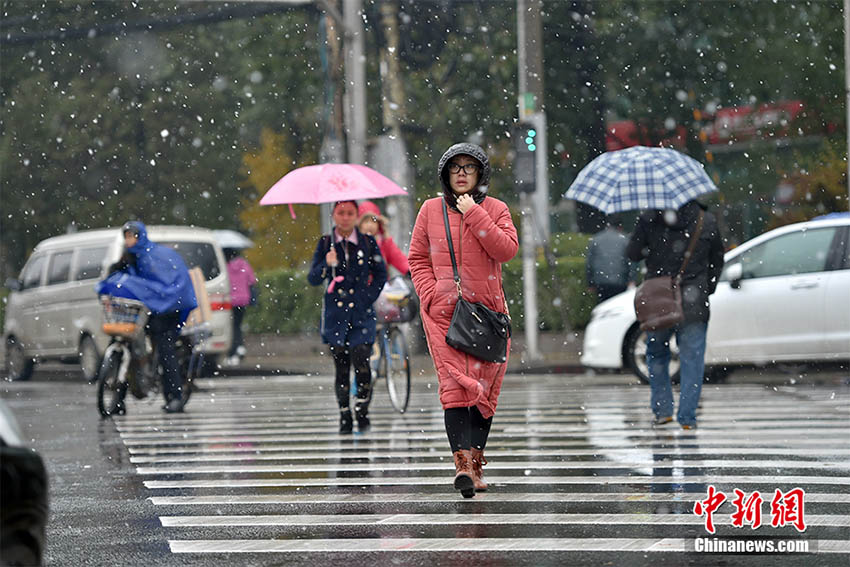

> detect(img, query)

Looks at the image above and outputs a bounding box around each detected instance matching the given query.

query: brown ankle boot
[470,448,488,492]
[452,450,475,498]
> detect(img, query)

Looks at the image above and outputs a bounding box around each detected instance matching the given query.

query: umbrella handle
[288,204,296,219]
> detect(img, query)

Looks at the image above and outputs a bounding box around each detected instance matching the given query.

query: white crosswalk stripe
[112,374,850,560]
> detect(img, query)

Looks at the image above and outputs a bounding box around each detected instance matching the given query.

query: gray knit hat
[437,142,491,190]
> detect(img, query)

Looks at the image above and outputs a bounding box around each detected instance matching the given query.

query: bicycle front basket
[374,276,418,323]
[100,296,148,338]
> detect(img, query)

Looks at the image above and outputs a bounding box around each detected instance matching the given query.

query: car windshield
[156,241,221,281]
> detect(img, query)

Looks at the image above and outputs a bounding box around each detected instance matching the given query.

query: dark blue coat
[308,229,387,347]
[96,222,197,324]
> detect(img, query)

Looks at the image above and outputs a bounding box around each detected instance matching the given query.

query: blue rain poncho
[96,222,198,323]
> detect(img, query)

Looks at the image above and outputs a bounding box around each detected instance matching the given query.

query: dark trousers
[228,306,245,357]
[444,406,493,453]
[148,311,183,402]
[329,344,372,412]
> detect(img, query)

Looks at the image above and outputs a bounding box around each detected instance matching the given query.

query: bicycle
[369,276,416,413]
[371,322,411,413]
[96,296,193,417]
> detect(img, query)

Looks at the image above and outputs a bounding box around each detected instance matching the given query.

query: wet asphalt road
[2,365,849,567]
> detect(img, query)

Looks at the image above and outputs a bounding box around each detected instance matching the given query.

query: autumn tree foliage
[239,128,320,271]
[769,141,848,229]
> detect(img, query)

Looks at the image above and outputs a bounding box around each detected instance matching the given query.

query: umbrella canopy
[565,146,718,214]
[213,229,253,249]
[260,163,407,207]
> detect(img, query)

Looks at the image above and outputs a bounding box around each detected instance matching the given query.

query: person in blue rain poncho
[96,221,197,413]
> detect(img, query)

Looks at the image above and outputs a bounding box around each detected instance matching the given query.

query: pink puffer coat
[408,196,518,418]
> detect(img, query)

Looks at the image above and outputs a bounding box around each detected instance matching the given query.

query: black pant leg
[229,306,245,356]
[351,343,373,410]
[149,311,183,402]
[444,407,471,453]
[329,345,352,409]
[469,405,493,450]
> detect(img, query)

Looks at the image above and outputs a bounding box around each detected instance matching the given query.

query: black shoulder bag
[442,199,512,363]
[634,211,704,332]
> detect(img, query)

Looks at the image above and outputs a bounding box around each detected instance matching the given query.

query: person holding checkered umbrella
[566,146,725,430]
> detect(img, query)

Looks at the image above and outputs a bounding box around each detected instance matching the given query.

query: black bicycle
[96,296,193,417]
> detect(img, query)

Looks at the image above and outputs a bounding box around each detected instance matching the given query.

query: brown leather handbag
[634,211,704,332]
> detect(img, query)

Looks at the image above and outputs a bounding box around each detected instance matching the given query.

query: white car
[581,214,850,382]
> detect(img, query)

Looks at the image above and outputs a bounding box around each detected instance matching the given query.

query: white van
[4,225,233,381]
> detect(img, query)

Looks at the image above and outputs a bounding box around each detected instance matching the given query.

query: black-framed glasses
[448,163,480,175]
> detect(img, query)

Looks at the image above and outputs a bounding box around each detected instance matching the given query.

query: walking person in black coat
[308,200,387,433]
[627,200,725,429]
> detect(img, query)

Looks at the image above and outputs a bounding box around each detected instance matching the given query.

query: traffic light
[514,122,536,193]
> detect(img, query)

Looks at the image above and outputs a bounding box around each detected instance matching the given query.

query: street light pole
[844,0,850,210]
[343,0,367,165]
[517,0,544,362]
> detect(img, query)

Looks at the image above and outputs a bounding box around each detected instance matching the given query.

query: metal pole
[343,0,366,165]
[377,0,413,251]
[517,0,542,361]
[845,0,850,210]
[519,192,539,361]
[531,111,550,241]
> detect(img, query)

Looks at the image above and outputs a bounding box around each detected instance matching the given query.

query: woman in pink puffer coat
[409,143,518,498]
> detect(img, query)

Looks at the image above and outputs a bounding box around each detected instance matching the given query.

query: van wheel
[623,326,681,385]
[79,335,101,383]
[6,338,34,382]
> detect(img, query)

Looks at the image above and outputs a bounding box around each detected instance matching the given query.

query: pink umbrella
[260,163,408,218]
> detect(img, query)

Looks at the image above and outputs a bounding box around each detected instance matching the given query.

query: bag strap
[441,199,463,298]
[675,210,705,278]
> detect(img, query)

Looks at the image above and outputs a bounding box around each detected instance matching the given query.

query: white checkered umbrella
[564,146,718,213]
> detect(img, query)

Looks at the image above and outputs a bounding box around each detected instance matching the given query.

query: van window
[75,246,108,281]
[20,254,46,290]
[158,241,221,281]
[47,251,73,285]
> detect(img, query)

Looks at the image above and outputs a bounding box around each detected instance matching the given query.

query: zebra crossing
[112,373,850,564]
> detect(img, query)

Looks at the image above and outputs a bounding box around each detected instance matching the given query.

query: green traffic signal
[525,128,537,151]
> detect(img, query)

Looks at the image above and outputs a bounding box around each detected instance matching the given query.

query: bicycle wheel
[97,346,128,418]
[384,326,410,413]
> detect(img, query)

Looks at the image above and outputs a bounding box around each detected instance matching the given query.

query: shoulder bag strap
[676,210,705,278]
[441,199,463,299]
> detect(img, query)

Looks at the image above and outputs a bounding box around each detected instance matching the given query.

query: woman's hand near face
[326,248,338,267]
[456,194,475,214]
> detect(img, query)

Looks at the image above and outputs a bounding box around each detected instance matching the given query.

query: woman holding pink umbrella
[308,200,387,433]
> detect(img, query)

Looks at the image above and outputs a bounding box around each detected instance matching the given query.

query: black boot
[339,408,353,434]
[354,397,370,431]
